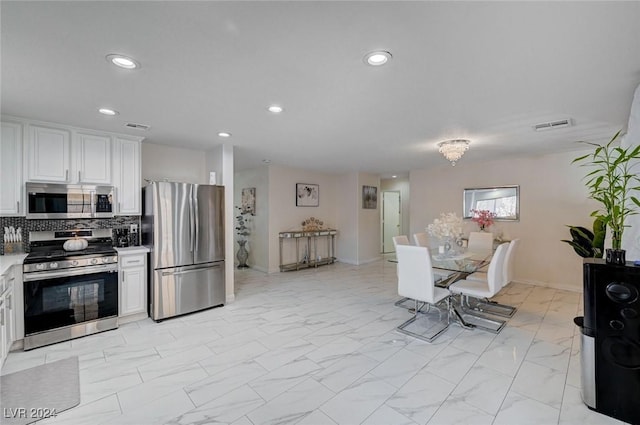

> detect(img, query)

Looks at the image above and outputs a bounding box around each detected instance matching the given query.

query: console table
[279,229,337,271]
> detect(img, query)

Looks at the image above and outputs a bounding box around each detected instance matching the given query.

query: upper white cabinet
[113,137,142,215]
[2,117,144,217]
[27,124,71,182]
[76,132,112,184]
[27,124,112,184]
[0,121,23,215]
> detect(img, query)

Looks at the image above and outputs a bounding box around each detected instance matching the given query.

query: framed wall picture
[296,183,319,207]
[362,185,378,209]
[241,187,256,215]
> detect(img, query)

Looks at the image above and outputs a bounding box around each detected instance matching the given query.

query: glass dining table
[389,248,492,286]
[430,249,493,286]
[391,247,505,333]
[390,248,493,307]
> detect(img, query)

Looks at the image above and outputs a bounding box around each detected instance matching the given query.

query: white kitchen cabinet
[117,248,148,323]
[0,121,23,216]
[0,297,6,367]
[75,132,112,184]
[27,124,72,182]
[0,267,16,367]
[10,117,144,215]
[113,137,142,215]
[11,265,24,341]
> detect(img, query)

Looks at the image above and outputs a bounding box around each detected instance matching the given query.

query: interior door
[382,191,401,253]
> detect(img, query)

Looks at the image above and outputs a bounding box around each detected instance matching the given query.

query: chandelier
[438,139,470,166]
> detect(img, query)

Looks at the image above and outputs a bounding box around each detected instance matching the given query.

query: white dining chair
[412,232,454,282]
[467,231,494,252]
[448,243,511,332]
[396,245,451,342]
[412,232,430,247]
[392,235,410,248]
[503,238,520,286]
[468,238,520,283]
[464,239,519,317]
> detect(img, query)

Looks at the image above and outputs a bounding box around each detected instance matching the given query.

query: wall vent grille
[533,119,572,131]
[125,122,151,131]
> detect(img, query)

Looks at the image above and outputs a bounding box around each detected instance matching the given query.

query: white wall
[358,173,381,264]
[267,165,338,273]
[205,145,235,302]
[235,166,269,272]
[622,83,640,260]
[335,173,358,265]
[141,143,207,184]
[410,150,598,291]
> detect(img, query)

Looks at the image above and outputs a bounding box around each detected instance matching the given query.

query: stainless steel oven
[22,229,119,350]
[26,182,114,219]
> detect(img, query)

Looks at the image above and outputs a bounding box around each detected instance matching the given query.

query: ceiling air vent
[533,118,572,131]
[125,122,151,131]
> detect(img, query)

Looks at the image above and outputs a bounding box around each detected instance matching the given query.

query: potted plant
[235,207,251,269]
[561,218,606,258]
[572,130,640,264]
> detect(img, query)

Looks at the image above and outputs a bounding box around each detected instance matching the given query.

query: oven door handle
[23,264,118,282]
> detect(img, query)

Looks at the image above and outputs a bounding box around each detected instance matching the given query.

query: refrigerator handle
[189,189,195,252]
[194,191,200,253]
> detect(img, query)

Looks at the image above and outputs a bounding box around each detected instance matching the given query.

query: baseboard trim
[336,256,381,266]
[514,278,581,293]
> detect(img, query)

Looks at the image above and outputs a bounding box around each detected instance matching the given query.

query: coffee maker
[114,227,130,247]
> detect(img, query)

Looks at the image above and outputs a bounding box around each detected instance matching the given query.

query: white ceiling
[2,1,640,177]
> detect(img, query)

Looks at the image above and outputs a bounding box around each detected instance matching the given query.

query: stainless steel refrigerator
[142,181,225,321]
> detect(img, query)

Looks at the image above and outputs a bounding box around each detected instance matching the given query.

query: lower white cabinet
[0,266,16,367]
[117,248,149,323]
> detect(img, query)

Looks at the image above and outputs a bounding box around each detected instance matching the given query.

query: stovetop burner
[24,245,117,263]
[23,228,118,272]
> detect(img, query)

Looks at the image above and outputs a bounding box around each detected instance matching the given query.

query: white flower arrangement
[427,212,463,239]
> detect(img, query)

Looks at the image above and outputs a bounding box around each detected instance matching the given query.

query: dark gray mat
[1,356,80,425]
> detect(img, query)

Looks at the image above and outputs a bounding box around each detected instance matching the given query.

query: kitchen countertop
[0,253,27,275]
[115,246,150,254]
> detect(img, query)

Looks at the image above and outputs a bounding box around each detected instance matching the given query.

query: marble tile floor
[1,260,628,425]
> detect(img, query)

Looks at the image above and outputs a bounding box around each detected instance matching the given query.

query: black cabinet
[582,259,640,425]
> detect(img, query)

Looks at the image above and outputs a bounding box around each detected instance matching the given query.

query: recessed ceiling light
[267,105,283,113]
[217,132,231,138]
[364,51,392,66]
[98,108,118,116]
[106,54,140,70]
[392,175,397,179]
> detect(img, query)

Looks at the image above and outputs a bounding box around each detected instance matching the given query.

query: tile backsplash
[0,216,141,255]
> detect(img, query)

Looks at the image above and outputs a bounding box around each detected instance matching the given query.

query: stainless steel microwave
[26,183,114,219]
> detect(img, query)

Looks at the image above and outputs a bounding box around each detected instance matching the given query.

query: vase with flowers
[470,209,496,232]
[235,207,252,269]
[427,212,464,255]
